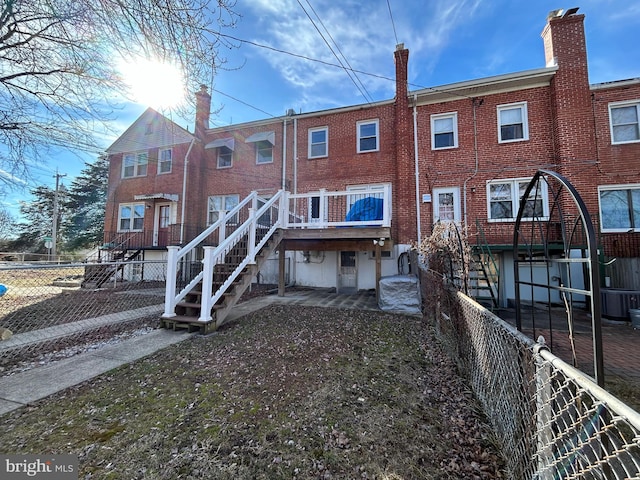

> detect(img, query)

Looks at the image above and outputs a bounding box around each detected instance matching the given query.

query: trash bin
[629,309,640,329]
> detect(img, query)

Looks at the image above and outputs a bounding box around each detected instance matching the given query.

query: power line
[299,0,374,104]
[215,31,473,100]
[387,0,399,46]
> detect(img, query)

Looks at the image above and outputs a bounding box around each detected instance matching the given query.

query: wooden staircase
[160,229,283,334]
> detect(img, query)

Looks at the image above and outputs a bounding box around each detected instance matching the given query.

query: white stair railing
[163,190,284,321]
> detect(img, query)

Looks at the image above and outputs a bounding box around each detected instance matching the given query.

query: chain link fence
[420,267,640,479]
[0,261,167,375]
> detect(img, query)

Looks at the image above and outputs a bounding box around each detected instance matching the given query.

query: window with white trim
[487,178,548,221]
[122,152,148,178]
[256,140,273,164]
[431,112,458,149]
[609,101,640,144]
[217,146,233,168]
[308,127,328,158]
[598,185,640,232]
[158,148,172,174]
[207,194,239,224]
[357,119,379,153]
[118,203,145,231]
[497,102,528,143]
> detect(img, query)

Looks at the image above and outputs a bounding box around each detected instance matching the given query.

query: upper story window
[431,112,458,149]
[118,203,145,231]
[609,101,640,144]
[217,146,233,169]
[256,140,273,164]
[357,119,379,153]
[598,185,640,232]
[158,148,172,174]
[487,177,548,222]
[309,127,328,158]
[122,152,148,178]
[207,194,239,225]
[246,131,275,164]
[497,102,528,143]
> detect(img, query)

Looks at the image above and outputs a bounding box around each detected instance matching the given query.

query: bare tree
[0,0,239,190]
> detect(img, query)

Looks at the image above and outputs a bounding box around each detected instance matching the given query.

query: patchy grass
[0,305,505,479]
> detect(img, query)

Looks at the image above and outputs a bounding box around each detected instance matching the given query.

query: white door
[338,251,357,294]
[433,187,461,223]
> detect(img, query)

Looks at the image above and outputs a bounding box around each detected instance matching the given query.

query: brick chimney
[195,84,211,140]
[393,44,417,244]
[541,9,596,172]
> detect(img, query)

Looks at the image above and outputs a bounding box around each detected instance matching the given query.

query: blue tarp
[0,284,6,296]
[345,197,384,222]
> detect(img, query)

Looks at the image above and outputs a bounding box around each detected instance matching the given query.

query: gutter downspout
[282,118,287,190]
[463,98,481,228]
[180,138,196,244]
[290,116,298,286]
[413,94,421,242]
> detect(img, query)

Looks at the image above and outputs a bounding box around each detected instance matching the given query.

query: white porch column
[162,245,180,318]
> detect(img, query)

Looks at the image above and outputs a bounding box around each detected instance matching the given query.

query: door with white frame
[337,251,357,294]
[432,187,461,223]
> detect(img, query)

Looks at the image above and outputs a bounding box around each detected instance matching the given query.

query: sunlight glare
[119,57,185,109]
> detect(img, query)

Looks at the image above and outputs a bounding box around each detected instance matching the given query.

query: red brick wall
[414,86,556,243]
[104,142,192,234]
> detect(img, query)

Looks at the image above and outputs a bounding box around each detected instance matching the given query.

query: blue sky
[3,0,639,222]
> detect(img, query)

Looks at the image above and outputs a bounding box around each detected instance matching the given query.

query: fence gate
[513,169,604,387]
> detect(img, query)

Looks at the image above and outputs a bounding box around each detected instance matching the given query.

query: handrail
[284,185,392,229]
[474,218,500,306]
[176,192,257,262]
[163,190,284,319]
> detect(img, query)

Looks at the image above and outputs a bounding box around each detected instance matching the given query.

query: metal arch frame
[513,169,604,387]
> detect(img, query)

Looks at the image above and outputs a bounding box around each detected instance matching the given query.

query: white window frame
[207,194,239,225]
[122,152,148,178]
[609,100,640,145]
[308,127,328,158]
[497,102,529,143]
[598,184,640,232]
[433,187,461,222]
[158,148,172,174]
[256,140,273,164]
[118,203,145,231]
[357,119,379,153]
[217,146,233,169]
[431,112,458,150]
[486,177,549,222]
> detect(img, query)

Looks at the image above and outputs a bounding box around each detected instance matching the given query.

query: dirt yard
[0,304,505,479]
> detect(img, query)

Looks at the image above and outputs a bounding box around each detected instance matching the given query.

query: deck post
[247,207,257,264]
[163,245,180,318]
[280,190,290,228]
[375,242,382,303]
[278,242,286,296]
[199,246,215,322]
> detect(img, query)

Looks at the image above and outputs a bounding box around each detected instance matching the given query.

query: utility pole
[52,169,66,260]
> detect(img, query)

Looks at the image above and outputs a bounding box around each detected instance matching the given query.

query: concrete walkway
[0,290,379,416]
